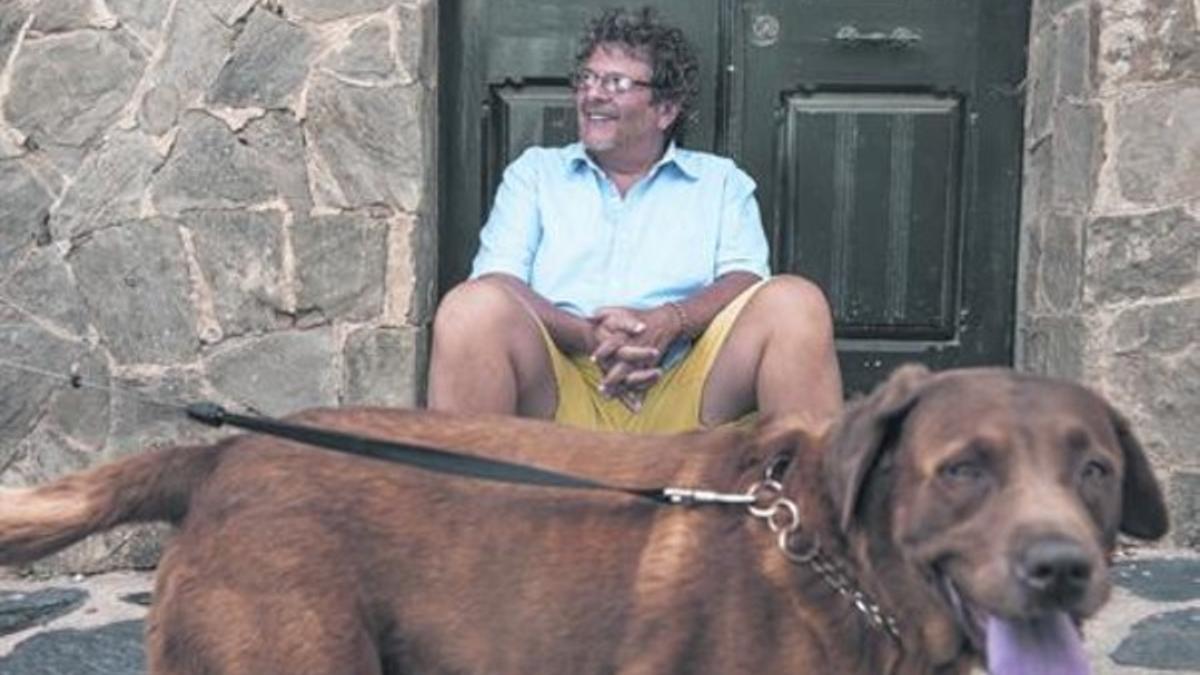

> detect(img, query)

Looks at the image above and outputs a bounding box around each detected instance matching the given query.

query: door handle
[833,25,922,49]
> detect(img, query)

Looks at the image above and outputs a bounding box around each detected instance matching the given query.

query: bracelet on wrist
[667,301,693,338]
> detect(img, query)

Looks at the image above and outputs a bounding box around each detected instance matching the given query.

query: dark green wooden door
[439,0,1030,395]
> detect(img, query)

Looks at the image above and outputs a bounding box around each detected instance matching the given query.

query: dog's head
[825,364,1168,673]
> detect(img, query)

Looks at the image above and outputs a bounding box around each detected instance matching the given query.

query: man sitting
[428,7,842,433]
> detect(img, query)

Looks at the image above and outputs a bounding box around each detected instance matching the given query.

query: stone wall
[0,0,437,572]
[1020,0,1200,546]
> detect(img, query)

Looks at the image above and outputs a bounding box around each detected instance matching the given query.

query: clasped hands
[587,304,684,413]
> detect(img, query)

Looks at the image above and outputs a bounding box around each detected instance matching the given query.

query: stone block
[151,0,233,108]
[293,212,388,322]
[1099,0,1200,87]
[151,112,278,213]
[344,325,427,407]
[0,160,53,276]
[1026,24,1056,141]
[0,588,87,637]
[405,210,438,325]
[1050,101,1101,213]
[209,9,314,109]
[398,0,437,84]
[321,14,396,83]
[106,369,220,458]
[239,110,311,209]
[1031,0,1081,28]
[1113,557,1200,601]
[206,329,339,416]
[1169,471,1200,548]
[1114,88,1200,206]
[1111,298,1200,356]
[70,219,199,364]
[1017,314,1085,380]
[0,619,144,675]
[1112,608,1200,669]
[1021,135,1054,225]
[1107,350,1200,467]
[279,0,398,23]
[137,84,180,136]
[0,5,29,69]
[0,323,88,454]
[1054,4,1094,101]
[181,210,287,338]
[1086,207,1199,305]
[305,74,427,212]
[0,426,92,491]
[1017,215,1043,315]
[1039,213,1082,311]
[43,350,110,451]
[3,30,145,147]
[1,245,91,335]
[198,0,257,25]
[108,0,171,39]
[17,524,167,577]
[49,130,161,241]
[29,0,115,33]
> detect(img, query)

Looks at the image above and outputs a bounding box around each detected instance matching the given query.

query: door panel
[778,92,962,341]
[482,86,576,211]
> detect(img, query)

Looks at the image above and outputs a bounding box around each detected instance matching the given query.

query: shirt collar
[566,141,700,181]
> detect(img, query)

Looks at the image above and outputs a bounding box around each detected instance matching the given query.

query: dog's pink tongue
[986,612,1090,675]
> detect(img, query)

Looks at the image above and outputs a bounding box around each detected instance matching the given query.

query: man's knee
[432,277,527,338]
[746,275,835,333]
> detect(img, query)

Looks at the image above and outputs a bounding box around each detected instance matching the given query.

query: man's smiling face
[575,44,678,168]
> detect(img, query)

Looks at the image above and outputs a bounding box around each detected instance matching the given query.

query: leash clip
[661,487,756,506]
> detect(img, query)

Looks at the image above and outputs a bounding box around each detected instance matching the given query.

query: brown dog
[0,365,1168,674]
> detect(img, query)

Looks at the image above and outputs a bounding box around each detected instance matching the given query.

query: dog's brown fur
[0,366,1168,674]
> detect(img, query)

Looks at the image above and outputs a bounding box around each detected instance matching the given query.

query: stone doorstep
[0,551,1197,674]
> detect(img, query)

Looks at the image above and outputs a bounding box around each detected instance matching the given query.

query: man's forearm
[668,271,761,338]
[479,273,594,355]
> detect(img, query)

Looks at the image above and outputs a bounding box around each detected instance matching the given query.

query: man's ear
[1106,404,1169,540]
[826,363,932,532]
[655,100,680,132]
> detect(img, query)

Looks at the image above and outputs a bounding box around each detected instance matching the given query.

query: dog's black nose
[1017,538,1093,605]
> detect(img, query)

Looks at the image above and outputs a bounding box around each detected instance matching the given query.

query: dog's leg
[145,530,386,675]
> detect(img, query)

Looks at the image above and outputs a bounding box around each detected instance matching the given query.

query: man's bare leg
[426,278,558,418]
[700,275,842,431]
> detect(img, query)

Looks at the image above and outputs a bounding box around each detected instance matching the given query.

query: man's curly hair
[575,7,700,142]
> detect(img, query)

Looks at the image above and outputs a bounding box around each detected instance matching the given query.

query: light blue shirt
[471,142,771,318]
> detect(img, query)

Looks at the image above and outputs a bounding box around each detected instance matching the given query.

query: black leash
[0,354,753,507]
[186,402,682,504]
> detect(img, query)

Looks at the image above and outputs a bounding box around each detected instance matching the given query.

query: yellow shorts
[540,282,764,434]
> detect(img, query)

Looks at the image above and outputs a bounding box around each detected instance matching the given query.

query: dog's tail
[0,444,223,565]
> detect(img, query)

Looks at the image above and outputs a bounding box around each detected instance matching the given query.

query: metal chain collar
[744,474,901,641]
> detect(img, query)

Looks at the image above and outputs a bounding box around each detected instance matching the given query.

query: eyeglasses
[570,68,655,95]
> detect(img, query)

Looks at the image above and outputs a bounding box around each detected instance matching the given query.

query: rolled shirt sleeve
[470,149,543,282]
[715,167,771,279]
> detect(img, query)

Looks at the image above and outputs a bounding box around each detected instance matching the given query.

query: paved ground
[0,548,1197,673]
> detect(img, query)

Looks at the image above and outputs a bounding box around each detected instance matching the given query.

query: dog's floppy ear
[826,363,933,532]
[1107,405,1169,540]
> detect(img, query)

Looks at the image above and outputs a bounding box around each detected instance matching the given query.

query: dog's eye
[939,460,986,483]
[1081,459,1110,481]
